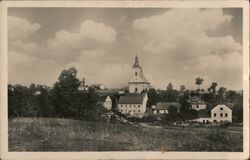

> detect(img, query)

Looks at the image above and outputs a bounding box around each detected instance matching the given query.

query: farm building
[211,104,232,123]
[189,97,207,110]
[152,102,181,114]
[99,95,112,110]
[193,104,232,123]
[117,93,148,115]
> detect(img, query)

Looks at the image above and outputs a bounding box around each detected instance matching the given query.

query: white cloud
[12,40,39,51]
[132,9,240,56]
[8,51,61,86]
[8,16,41,39]
[48,20,117,51]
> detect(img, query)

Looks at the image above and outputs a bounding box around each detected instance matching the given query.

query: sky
[8,8,243,90]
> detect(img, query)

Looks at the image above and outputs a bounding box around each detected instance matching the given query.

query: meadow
[9,117,243,151]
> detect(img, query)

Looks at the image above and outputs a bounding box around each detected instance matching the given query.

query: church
[117,56,150,115]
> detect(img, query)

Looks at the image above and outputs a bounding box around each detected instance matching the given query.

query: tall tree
[209,82,218,94]
[50,67,81,118]
[179,85,186,94]
[218,87,227,102]
[166,82,173,91]
[147,88,160,108]
[195,77,204,91]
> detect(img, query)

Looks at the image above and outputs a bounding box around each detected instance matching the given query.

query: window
[130,105,131,107]
[121,110,123,112]
[214,113,216,117]
[196,105,199,109]
[203,120,205,123]
[135,72,137,76]
[220,113,223,117]
[121,105,123,107]
[214,120,217,122]
[138,110,140,112]
[220,107,223,110]
[134,110,136,112]
[138,105,140,108]
[225,113,228,117]
[135,88,138,92]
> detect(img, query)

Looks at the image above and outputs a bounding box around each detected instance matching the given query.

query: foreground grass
[9,117,243,151]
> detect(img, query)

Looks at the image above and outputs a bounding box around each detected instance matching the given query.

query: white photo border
[0,1,249,160]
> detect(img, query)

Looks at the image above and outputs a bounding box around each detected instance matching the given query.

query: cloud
[8,51,62,86]
[48,20,117,51]
[12,40,39,51]
[131,8,242,90]
[8,16,41,39]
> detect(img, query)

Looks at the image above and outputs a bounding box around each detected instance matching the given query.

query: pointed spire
[133,55,141,68]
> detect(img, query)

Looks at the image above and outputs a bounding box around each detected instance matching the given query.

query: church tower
[128,55,150,93]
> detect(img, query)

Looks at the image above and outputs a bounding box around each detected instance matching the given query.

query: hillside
[9,118,243,151]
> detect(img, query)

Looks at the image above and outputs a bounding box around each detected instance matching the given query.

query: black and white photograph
[0,0,249,160]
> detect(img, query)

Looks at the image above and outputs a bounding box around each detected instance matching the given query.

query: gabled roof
[189,97,205,104]
[98,96,109,102]
[198,109,211,118]
[211,104,233,110]
[118,93,146,104]
[155,102,181,110]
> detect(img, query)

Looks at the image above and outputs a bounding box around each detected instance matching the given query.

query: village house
[189,97,207,110]
[118,55,150,115]
[195,109,211,123]
[211,104,232,123]
[194,104,232,123]
[118,93,148,115]
[91,84,105,90]
[99,95,112,110]
[78,77,89,91]
[152,102,181,114]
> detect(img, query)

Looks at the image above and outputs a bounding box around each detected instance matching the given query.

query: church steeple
[133,55,141,68]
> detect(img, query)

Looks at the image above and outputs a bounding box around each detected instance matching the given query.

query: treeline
[8,67,107,121]
[146,81,243,123]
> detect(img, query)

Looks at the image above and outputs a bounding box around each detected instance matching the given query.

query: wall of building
[118,104,144,114]
[191,104,207,110]
[211,105,232,122]
[129,83,150,93]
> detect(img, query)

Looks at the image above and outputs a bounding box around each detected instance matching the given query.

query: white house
[211,104,232,123]
[152,102,181,114]
[99,95,112,110]
[195,109,211,123]
[91,84,105,90]
[189,97,207,110]
[193,104,232,123]
[117,93,148,115]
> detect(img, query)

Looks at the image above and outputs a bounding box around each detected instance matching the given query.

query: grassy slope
[9,118,243,151]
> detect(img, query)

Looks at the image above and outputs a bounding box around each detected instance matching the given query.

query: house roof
[211,104,233,110]
[189,97,205,104]
[155,102,181,110]
[99,96,109,102]
[118,93,146,104]
[198,109,211,118]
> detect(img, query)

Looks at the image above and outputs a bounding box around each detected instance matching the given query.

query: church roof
[118,93,146,104]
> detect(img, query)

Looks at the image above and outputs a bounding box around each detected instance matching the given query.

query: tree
[195,77,203,90]
[179,85,186,93]
[218,87,227,102]
[166,82,173,91]
[50,67,81,118]
[209,82,218,94]
[147,88,160,108]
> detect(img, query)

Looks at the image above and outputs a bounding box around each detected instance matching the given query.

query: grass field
[9,117,243,151]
